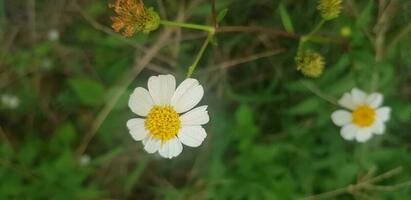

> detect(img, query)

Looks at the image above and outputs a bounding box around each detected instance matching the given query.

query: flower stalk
[187,33,214,78]
[159,20,216,78]
[160,20,215,33]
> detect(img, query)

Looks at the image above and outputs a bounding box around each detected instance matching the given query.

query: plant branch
[186,32,214,78]
[303,19,325,42]
[217,26,300,39]
[387,20,411,53]
[160,20,215,33]
[300,80,339,106]
[300,166,410,200]
[202,49,285,72]
[211,0,218,28]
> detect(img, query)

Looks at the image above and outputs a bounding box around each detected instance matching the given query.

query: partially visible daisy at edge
[126,74,209,159]
[331,88,391,142]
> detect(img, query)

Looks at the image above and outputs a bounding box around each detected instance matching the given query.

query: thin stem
[300,80,339,106]
[202,49,284,72]
[211,0,218,28]
[368,166,403,184]
[300,187,348,200]
[304,19,326,42]
[0,125,14,151]
[186,33,214,78]
[366,180,411,191]
[160,20,214,32]
[387,20,411,52]
[0,0,6,37]
[217,26,300,39]
[296,19,325,55]
[300,166,407,200]
[297,39,304,55]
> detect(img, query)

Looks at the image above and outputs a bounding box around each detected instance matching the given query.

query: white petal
[355,128,373,142]
[158,137,183,159]
[128,87,154,116]
[148,75,176,105]
[143,137,161,153]
[171,78,204,113]
[372,122,385,135]
[351,88,367,105]
[177,126,207,147]
[376,107,391,122]
[126,118,148,141]
[331,110,352,126]
[340,124,357,140]
[338,93,356,110]
[366,93,383,108]
[180,106,209,126]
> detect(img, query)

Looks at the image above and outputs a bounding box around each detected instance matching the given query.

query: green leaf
[278,2,294,33]
[234,104,258,150]
[217,8,229,22]
[125,156,150,194]
[93,147,124,166]
[289,97,321,115]
[235,104,254,127]
[68,78,105,106]
[50,123,76,150]
[355,0,373,29]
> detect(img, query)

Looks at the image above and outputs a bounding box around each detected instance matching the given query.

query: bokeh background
[1,0,411,199]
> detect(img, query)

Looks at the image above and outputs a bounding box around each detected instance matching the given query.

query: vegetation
[1,0,411,199]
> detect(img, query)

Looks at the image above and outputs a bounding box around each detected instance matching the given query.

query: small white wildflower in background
[1,94,20,109]
[79,154,91,166]
[331,88,391,142]
[127,74,209,159]
[41,58,53,70]
[47,29,59,41]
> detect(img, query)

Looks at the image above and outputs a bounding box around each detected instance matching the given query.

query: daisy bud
[295,50,325,78]
[109,0,160,37]
[317,0,342,20]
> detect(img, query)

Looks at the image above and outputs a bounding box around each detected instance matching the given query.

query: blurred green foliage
[1,0,411,199]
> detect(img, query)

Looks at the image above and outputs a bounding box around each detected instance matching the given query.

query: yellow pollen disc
[352,104,375,127]
[144,105,181,141]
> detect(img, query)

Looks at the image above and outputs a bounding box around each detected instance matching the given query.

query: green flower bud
[110,0,160,37]
[295,50,325,78]
[317,0,342,20]
[142,8,160,33]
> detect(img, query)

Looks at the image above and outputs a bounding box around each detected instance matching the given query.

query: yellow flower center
[352,104,375,127]
[144,105,181,141]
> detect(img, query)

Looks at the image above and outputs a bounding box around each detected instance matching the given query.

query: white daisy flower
[331,88,391,142]
[126,74,209,159]
[1,94,20,109]
[79,154,91,166]
[47,29,59,41]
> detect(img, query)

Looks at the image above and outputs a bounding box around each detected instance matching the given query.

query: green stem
[297,19,326,55]
[297,40,304,55]
[160,20,214,33]
[186,33,214,78]
[304,19,326,42]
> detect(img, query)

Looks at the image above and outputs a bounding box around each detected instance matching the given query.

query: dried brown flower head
[110,0,160,37]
